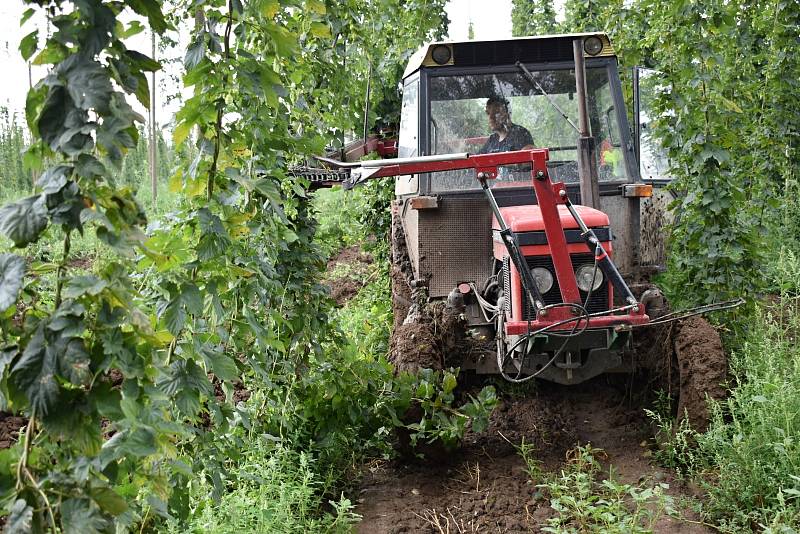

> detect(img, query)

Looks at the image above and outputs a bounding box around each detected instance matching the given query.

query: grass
[692,299,800,531]
[647,248,800,532]
[165,443,360,533]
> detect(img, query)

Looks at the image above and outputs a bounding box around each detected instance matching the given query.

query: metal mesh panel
[418,198,493,297]
[522,253,609,320]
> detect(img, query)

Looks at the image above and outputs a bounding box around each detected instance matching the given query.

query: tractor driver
[480,96,534,154]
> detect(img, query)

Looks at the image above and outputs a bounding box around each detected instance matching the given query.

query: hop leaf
[0,254,25,312]
[5,499,33,534]
[0,195,48,247]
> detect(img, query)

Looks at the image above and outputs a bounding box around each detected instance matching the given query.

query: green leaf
[0,195,48,247]
[63,276,108,300]
[259,0,280,17]
[160,283,202,335]
[61,498,108,534]
[0,254,25,313]
[310,22,332,38]
[119,20,145,39]
[184,39,205,70]
[124,50,160,72]
[442,372,457,395]
[60,339,92,386]
[62,57,114,113]
[128,0,169,33]
[162,298,186,335]
[200,345,239,382]
[119,427,157,457]
[158,359,213,417]
[6,499,33,534]
[19,30,38,61]
[20,8,35,26]
[32,42,67,65]
[10,324,60,415]
[36,164,72,194]
[172,121,191,146]
[89,486,128,516]
[132,71,150,109]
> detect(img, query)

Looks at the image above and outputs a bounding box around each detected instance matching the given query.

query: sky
[0,0,518,124]
[445,0,513,41]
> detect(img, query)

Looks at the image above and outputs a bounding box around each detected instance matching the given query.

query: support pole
[573,38,600,208]
[149,30,158,207]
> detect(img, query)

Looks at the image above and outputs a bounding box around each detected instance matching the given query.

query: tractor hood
[493,204,609,233]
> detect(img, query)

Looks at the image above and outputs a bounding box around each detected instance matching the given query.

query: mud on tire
[388,206,447,374]
[673,316,728,432]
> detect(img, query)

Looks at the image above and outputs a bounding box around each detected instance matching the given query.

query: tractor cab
[389,34,664,384]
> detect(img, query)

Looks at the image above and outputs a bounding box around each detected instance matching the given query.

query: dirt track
[356,376,711,533]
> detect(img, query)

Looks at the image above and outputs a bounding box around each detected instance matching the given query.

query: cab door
[633,67,673,269]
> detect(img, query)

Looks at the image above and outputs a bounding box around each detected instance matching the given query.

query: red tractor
[308,33,735,424]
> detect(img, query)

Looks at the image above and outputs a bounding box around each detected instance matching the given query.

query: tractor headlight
[431,44,452,65]
[576,264,604,292]
[584,36,604,56]
[531,267,554,294]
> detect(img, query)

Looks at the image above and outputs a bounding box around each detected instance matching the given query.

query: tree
[511,0,557,37]
[561,0,605,32]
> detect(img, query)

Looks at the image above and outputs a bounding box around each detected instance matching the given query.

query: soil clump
[0,413,26,450]
[673,316,728,432]
[388,323,442,375]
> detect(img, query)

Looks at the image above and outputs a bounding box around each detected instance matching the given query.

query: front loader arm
[311,150,538,189]
[307,148,640,318]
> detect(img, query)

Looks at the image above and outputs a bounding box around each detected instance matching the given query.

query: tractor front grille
[521,253,609,320]
[502,256,511,313]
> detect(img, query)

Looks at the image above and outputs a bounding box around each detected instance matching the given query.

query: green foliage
[0,0,453,531]
[397,369,498,451]
[511,0,557,37]
[607,0,800,307]
[561,0,611,33]
[0,109,31,198]
[656,284,800,529]
[539,445,675,533]
[334,256,393,357]
[166,443,360,533]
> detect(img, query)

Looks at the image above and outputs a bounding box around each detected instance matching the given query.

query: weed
[534,444,674,533]
[645,393,703,477]
[513,436,544,481]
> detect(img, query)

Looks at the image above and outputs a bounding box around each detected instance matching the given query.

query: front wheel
[672,316,728,432]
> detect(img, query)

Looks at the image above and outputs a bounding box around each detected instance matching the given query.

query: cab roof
[403,32,615,79]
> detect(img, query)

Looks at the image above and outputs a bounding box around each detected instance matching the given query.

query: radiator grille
[502,256,511,313]
[417,198,492,297]
[521,253,609,320]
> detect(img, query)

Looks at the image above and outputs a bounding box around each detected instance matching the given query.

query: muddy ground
[356,376,711,533]
[325,245,374,306]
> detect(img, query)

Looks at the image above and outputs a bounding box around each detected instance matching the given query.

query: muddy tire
[634,299,728,435]
[390,265,412,333]
[388,206,442,374]
[390,206,413,332]
[672,316,728,432]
